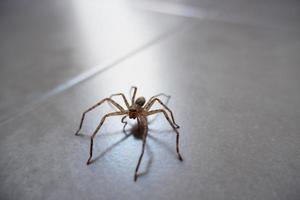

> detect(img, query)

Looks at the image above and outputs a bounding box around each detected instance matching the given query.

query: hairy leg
[87,111,127,164]
[145,93,171,108]
[145,98,180,128]
[75,98,125,135]
[129,86,137,105]
[146,109,183,161]
[144,93,171,125]
[109,93,130,109]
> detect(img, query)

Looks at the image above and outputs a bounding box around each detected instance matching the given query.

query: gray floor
[0,0,299,200]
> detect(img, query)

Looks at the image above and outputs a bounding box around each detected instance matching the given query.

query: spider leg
[146,109,183,161]
[109,93,130,109]
[145,98,180,128]
[87,111,127,165]
[129,86,137,105]
[145,93,171,108]
[134,116,148,181]
[144,93,171,125]
[75,98,125,135]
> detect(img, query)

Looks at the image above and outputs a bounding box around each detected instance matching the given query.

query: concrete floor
[0,0,299,199]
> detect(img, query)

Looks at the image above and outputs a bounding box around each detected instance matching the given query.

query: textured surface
[0,0,299,200]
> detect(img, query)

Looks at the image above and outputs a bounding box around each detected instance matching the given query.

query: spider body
[128,97,145,119]
[75,86,182,181]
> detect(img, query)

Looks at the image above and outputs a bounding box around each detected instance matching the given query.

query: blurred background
[0,0,299,199]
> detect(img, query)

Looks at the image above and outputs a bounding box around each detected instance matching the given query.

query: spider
[75,86,183,181]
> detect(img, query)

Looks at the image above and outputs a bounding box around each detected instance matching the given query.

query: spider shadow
[147,131,178,159]
[88,131,132,164]
[75,129,126,139]
[88,123,150,165]
[82,122,178,180]
[126,124,179,179]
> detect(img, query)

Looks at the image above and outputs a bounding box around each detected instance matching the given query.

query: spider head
[128,108,137,119]
[135,96,146,107]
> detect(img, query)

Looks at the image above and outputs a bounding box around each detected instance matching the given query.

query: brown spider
[75,86,183,181]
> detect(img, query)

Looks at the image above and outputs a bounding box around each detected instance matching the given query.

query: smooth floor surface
[0,0,299,200]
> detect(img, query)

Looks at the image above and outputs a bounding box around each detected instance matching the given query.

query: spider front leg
[75,98,125,135]
[129,86,137,105]
[109,93,131,134]
[109,93,130,109]
[145,97,180,128]
[146,109,183,161]
[87,111,127,164]
[145,93,171,125]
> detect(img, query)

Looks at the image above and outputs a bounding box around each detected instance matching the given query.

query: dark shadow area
[147,133,178,159]
[88,132,132,164]
[79,119,179,179]
[148,128,175,134]
[75,129,127,139]
[75,132,91,139]
[127,122,180,179]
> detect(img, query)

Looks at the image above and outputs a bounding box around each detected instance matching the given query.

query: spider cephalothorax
[75,86,182,181]
[128,96,146,119]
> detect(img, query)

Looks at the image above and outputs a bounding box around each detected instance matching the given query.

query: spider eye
[135,97,146,106]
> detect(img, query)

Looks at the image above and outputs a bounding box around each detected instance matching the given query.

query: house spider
[75,86,183,181]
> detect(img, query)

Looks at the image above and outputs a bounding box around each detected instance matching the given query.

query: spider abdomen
[135,97,146,107]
